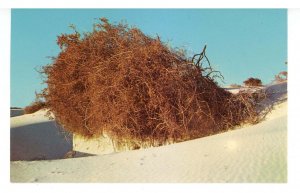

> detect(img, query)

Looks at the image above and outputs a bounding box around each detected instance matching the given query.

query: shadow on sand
[10,109,24,117]
[11,121,73,161]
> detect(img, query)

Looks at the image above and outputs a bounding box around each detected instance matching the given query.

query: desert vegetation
[243,77,263,87]
[40,18,265,147]
[24,93,46,114]
[274,71,287,83]
[10,107,22,109]
[229,84,242,88]
[24,100,46,114]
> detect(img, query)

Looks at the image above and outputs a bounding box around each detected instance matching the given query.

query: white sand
[10,83,287,183]
[10,109,72,161]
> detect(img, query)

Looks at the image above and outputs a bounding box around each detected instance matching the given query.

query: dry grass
[274,71,287,83]
[41,18,266,147]
[24,100,46,114]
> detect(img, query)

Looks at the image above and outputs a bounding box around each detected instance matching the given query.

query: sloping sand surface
[10,110,72,161]
[10,100,287,182]
[10,109,24,117]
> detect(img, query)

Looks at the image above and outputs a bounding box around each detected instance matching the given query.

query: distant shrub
[10,107,22,109]
[41,18,265,147]
[229,84,242,88]
[243,77,262,87]
[24,100,46,114]
[274,71,287,83]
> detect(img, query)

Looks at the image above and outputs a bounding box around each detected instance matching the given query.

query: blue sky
[11,9,287,107]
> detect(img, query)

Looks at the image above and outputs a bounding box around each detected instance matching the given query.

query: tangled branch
[41,18,265,149]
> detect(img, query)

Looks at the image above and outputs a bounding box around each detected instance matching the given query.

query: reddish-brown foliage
[24,100,46,114]
[41,18,263,146]
[229,84,242,88]
[243,77,262,87]
[274,71,287,83]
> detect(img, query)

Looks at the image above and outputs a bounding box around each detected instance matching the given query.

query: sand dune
[10,109,24,117]
[10,110,72,161]
[10,82,287,182]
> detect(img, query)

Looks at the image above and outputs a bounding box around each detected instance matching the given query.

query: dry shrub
[10,107,22,109]
[243,77,262,87]
[24,100,46,114]
[41,18,264,147]
[229,84,242,88]
[274,71,287,83]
